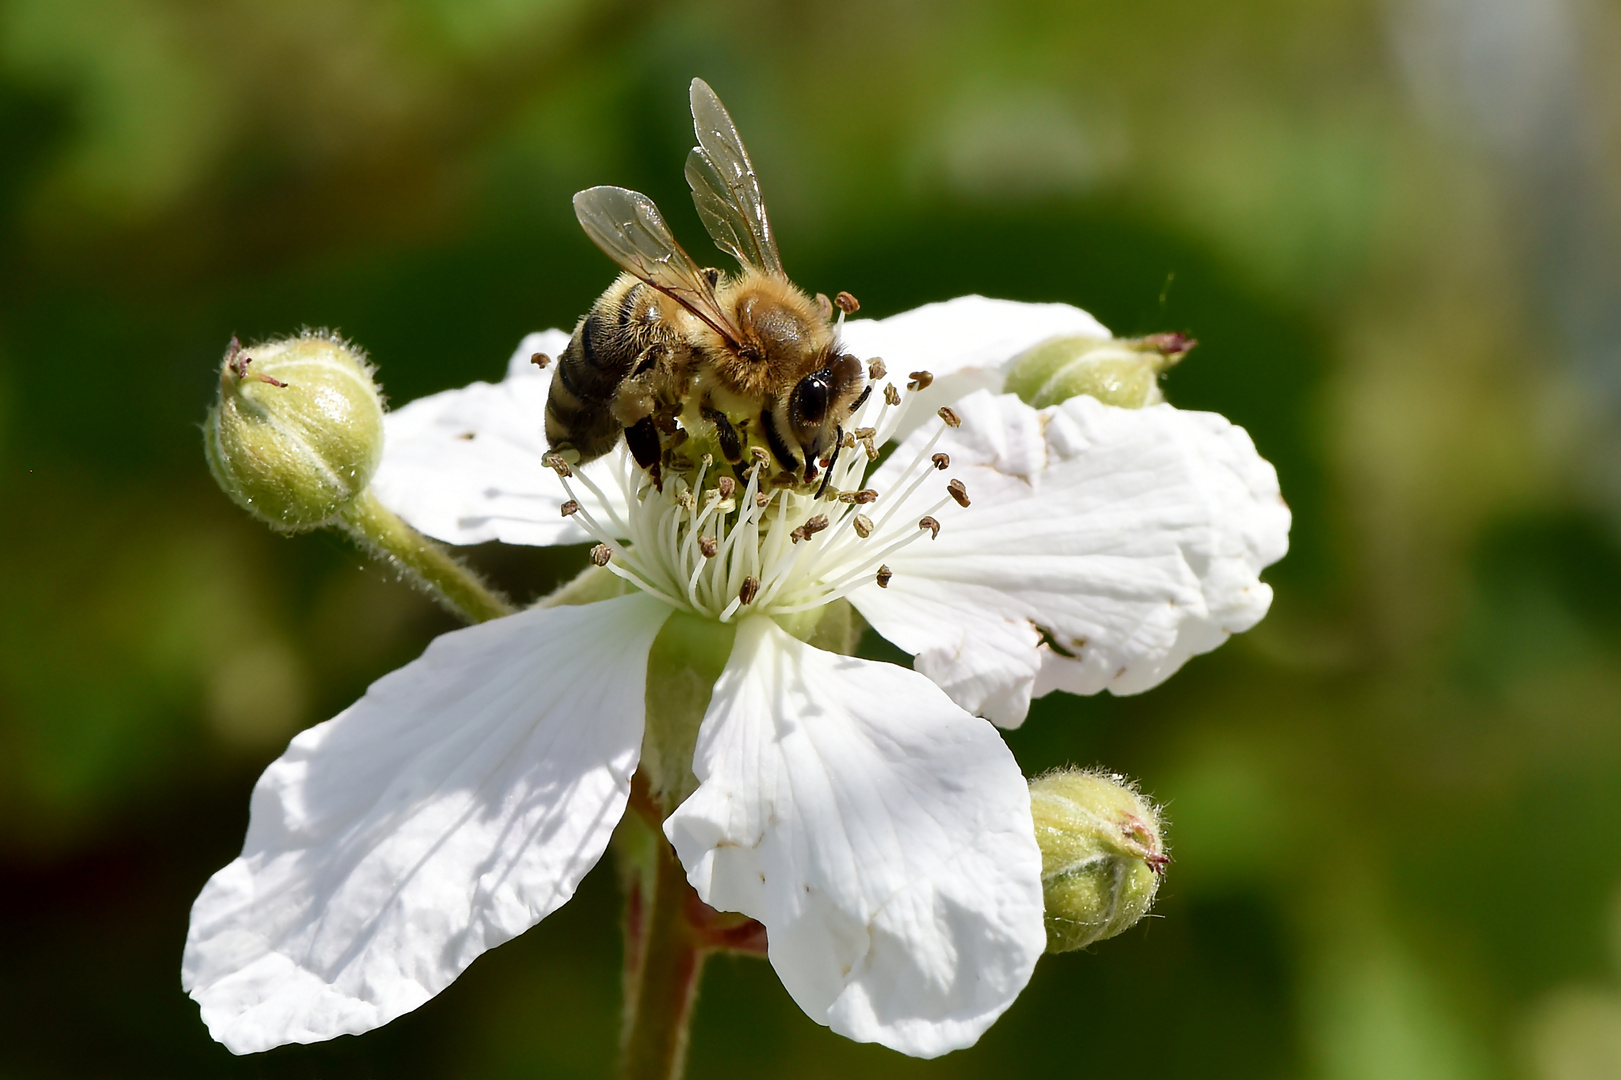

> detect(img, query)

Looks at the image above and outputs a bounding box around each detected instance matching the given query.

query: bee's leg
[758,407,801,476]
[625,415,662,471]
[701,406,745,464]
[815,426,842,499]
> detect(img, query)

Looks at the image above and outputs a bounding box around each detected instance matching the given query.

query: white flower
[182,296,1289,1059]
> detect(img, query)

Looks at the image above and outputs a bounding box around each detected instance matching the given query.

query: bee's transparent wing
[573,186,741,344]
[686,78,784,276]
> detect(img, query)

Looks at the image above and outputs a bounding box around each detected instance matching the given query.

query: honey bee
[545,78,868,491]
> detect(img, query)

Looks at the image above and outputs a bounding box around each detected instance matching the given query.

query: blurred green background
[4,0,1621,1077]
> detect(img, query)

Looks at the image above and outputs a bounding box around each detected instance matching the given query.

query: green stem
[337,488,514,624]
[620,827,707,1080]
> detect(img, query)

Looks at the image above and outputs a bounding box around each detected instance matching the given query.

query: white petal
[851,390,1290,726]
[371,330,630,547]
[840,296,1110,441]
[183,593,673,1054]
[664,617,1045,1058]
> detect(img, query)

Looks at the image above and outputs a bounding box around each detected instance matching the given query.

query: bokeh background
[4,0,1621,1076]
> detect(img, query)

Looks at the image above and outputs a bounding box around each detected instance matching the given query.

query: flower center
[548,371,964,621]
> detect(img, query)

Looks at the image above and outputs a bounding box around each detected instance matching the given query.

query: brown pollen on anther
[852,488,878,504]
[868,359,887,381]
[853,513,873,538]
[884,384,902,406]
[876,565,893,588]
[560,499,580,517]
[699,536,718,558]
[755,492,769,508]
[907,371,933,391]
[739,576,761,605]
[938,406,961,428]
[590,544,613,566]
[932,453,950,470]
[947,479,970,507]
[530,352,552,369]
[717,475,736,499]
[919,516,940,539]
[834,291,860,314]
[544,453,574,477]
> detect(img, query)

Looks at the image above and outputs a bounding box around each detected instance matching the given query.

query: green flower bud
[204,331,385,532]
[1029,768,1167,953]
[1004,332,1194,409]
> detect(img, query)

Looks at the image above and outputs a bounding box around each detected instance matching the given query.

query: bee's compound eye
[790,372,832,431]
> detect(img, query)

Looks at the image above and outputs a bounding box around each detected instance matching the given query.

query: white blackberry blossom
[182,297,1289,1060]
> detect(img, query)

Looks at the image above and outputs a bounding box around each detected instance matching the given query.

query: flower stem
[336,488,514,624]
[619,824,707,1080]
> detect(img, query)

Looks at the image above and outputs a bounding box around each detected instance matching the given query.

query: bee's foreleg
[625,415,662,471]
[701,406,745,464]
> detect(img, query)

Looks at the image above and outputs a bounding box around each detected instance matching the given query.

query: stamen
[876,565,893,588]
[699,536,718,558]
[790,514,830,543]
[932,453,950,470]
[907,371,933,391]
[560,499,580,516]
[919,516,940,539]
[885,384,901,406]
[868,359,887,380]
[739,576,760,605]
[947,479,970,507]
[938,406,961,428]
[531,352,552,369]
[853,514,873,538]
[591,544,613,566]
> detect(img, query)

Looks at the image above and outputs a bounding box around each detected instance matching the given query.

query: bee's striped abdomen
[545,278,668,463]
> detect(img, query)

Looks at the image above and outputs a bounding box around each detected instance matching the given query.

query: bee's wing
[685,78,784,276]
[572,185,742,344]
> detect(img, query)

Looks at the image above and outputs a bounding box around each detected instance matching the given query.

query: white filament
[554,375,958,621]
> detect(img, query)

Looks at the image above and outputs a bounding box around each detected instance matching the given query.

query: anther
[919,516,940,539]
[750,445,771,466]
[868,358,887,381]
[560,499,580,516]
[938,406,961,428]
[544,453,574,477]
[853,513,874,538]
[835,291,860,314]
[791,514,829,544]
[755,492,769,508]
[947,479,970,507]
[530,352,552,369]
[852,488,878,504]
[861,436,879,461]
[739,576,761,605]
[885,384,901,406]
[842,431,856,449]
[853,427,877,441]
[876,564,893,588]
[699,536,718,558]
[590,543,613,566]
[932,452,950,470]
[679,490,696,511]
[717,475,736,499]
[907,371,934,391]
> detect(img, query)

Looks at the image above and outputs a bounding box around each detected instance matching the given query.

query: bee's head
[787,352,866,470]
